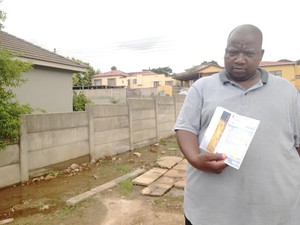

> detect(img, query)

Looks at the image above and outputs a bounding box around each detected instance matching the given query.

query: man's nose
[234,52,246,63]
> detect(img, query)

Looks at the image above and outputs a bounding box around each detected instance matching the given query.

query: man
[174,24,300,225]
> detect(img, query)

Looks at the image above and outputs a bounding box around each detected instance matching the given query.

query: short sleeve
[174,84,203,135]
[294,91,300,147]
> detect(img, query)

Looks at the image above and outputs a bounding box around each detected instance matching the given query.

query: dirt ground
[0,136,185,225]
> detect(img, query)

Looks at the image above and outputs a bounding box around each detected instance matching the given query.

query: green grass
[56,205,77,217]
[117,179,133,195]
[116,164,132,174]
[159,138,167,145]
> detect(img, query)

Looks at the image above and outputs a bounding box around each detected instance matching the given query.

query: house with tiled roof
[0,30,87,112]
[173,63,224,87]
[92,69,128,87]
[259,60,300,90]
[92,69,175,90]
[127,71,175,89]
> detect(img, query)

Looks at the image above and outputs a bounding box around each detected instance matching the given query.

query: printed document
[200,107,260,169]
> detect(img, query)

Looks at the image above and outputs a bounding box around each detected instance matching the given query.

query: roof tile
[93,70,128,78]
[0,31,86,69]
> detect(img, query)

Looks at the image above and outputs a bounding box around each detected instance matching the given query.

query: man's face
[224,32,264,82]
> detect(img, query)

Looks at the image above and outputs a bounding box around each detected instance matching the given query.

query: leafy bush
[0,49,33,150]
[73,91,92,111]
[110,97,121,104]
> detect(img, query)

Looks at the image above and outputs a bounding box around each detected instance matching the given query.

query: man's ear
[259,49,265,60]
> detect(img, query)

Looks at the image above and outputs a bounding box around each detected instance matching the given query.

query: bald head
[224,24,264,83]
[227,24,263,48]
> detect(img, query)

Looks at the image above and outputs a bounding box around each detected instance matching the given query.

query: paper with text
[200,107,260,169]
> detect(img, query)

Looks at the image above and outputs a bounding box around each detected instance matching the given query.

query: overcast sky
[2,0,299,73]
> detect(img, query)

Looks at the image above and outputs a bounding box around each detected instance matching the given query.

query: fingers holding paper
[195,152,228,174]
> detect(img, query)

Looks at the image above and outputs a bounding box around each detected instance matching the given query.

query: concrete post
[154,96,159,142]
[174,95,178,120]
[19,114,29,182]
[127,100,134,150]
[86,104,95,161]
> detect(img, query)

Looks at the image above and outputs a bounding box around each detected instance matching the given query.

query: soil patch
[0,136,185,225]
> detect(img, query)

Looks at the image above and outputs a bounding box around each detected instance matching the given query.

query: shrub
[110,97,121,104]
[73,91,92,111]
[0,49,33,150]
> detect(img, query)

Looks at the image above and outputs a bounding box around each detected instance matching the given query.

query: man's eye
[227,51,238,56]
[245,52,255,57]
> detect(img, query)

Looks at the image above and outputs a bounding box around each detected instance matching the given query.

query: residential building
[91,70,128,88]
[0,31,87,112]
[259,60,300,90]
[127,71,174,89]
[92,70,175,89]
[174,63,223,87]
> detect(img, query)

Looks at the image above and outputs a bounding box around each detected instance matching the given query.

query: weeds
[110,97,121,104]
[159,138,167,145]
[57,205,77,217]
[117,164,132,174]
[117,179,133,195]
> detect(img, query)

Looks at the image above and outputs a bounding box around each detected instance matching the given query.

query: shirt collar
[219,67,269,85]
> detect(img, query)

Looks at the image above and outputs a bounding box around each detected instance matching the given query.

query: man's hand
[176,130,228,174]
[189,151,228,174]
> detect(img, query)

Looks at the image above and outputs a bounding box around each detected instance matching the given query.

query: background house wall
[295,66,300,89]
[128,73,174,89]
[0,95,186,189]
[259,62,300,90]
[92,71,175,89]
[199,65,223,77]
[93,76,128,87]
[0,31,87,113]
[12,66,74,112]
[261,64,295,81]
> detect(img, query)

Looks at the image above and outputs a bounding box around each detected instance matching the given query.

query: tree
[71,58,96,87]
[150,66,173,76]
[200,60,219,66]
[0,49,33,150]
[0,0,6,30]
[111,66,117,71]
[184,61,220,74]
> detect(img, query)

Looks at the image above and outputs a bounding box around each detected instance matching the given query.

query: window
[133,79,137,84]
[107,78,116,86]
[94,79,102,86]
[165,81,173,86]
[153,81,159,88]
[296,75,300,79]
[269,70,282,77]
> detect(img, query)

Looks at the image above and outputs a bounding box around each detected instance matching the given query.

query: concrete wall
[90,104,130,159]
[0,95,186,189]
[79,88,127,100]
[0,145,20,188]
[75,88,158,104]
[128,99,157,148]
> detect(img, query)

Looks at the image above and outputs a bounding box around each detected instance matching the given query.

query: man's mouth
[232,67,246,73]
